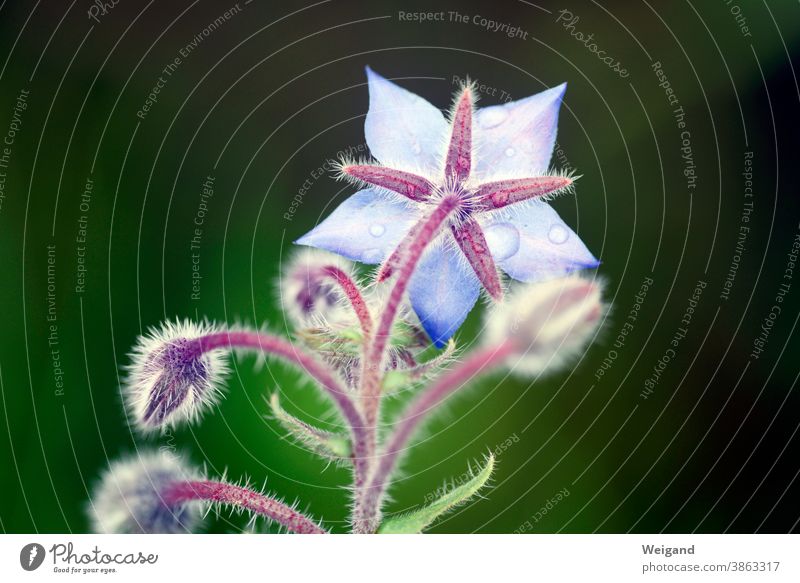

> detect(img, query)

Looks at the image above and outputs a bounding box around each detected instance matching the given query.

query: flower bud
[89,451,200,533]
[486,276,602,375]
[279,248,358,327]
[125,319,229,432]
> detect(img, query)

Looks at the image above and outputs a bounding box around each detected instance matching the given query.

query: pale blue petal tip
[584,258,601,269]
[293,189,416,264]
[363,66,447,173]
[427,323,457,349]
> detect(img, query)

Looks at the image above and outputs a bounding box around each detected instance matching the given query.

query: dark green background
[1,0,799,533]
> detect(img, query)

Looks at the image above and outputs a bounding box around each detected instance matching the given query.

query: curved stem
[199,331,362,435]
[196,331,370,491]
[376,219,421,283]
[357,341,515,533]
[163,480,327,534]
[307,264,372,488]
[320,265,372,338]
[360,195,460,424]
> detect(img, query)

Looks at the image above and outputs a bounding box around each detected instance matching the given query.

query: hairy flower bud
[485,276,602,375]
[125,320,230,433]
[279,248,359,327]
[89,451,200,533]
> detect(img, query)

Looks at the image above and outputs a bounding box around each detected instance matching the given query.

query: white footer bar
[1,534,796,582]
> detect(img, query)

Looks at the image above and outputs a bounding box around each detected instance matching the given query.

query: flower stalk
[319,265,373,338]
[196,331,364,440]
[163,481,327,534]
[360,195,461,425]
[350,195,461,529]
[354,341,517,533]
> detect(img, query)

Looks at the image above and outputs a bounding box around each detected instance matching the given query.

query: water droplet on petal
[504,147,515,157]
[478,108,508,128]
[369,224,386,237]
[411,142,422,155]
[483,222,520,261]
[548,223,569,244]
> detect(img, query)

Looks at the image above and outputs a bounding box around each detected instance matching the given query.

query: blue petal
[474,83,566,179]
[364,67,448,175]
[295,189,417,264]
[483,201,599,283]
[408,244,480,347]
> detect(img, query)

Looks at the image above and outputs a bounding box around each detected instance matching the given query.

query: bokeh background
[1,0,799,534]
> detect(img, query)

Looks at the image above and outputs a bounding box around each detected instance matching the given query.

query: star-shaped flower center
[341,86,573,301]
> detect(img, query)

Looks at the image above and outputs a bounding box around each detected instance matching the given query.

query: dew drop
[411,142,422,155]
[548,223,569,244]
[483,223,520,261]
[478,108,508,129]
[504,147,515,157]
[369,224,386,237]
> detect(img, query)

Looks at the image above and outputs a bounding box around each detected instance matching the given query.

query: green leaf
[270,394,351,460]
[378,455,495,534]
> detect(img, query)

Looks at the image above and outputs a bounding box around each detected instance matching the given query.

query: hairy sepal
[377,454,494,533]
[270,393,351,461]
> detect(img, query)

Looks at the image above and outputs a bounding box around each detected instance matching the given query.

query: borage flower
[297,68,599,346]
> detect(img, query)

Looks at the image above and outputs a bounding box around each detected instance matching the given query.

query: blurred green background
[1,0,799,534]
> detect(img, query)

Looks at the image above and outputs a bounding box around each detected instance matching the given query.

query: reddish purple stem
[361,196,460,424]
[163,480,327,534]
[199,331,361,431]
[356,341,516,532]
[376,219,422,283]
[196,331,370,488]
[320,265,372,337]
[352,196,460,532]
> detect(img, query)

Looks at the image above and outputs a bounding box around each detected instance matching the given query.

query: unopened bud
[125,320,229,432]
[89,451,200,533]
[279,248,358,327]
[486,277,602,375]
